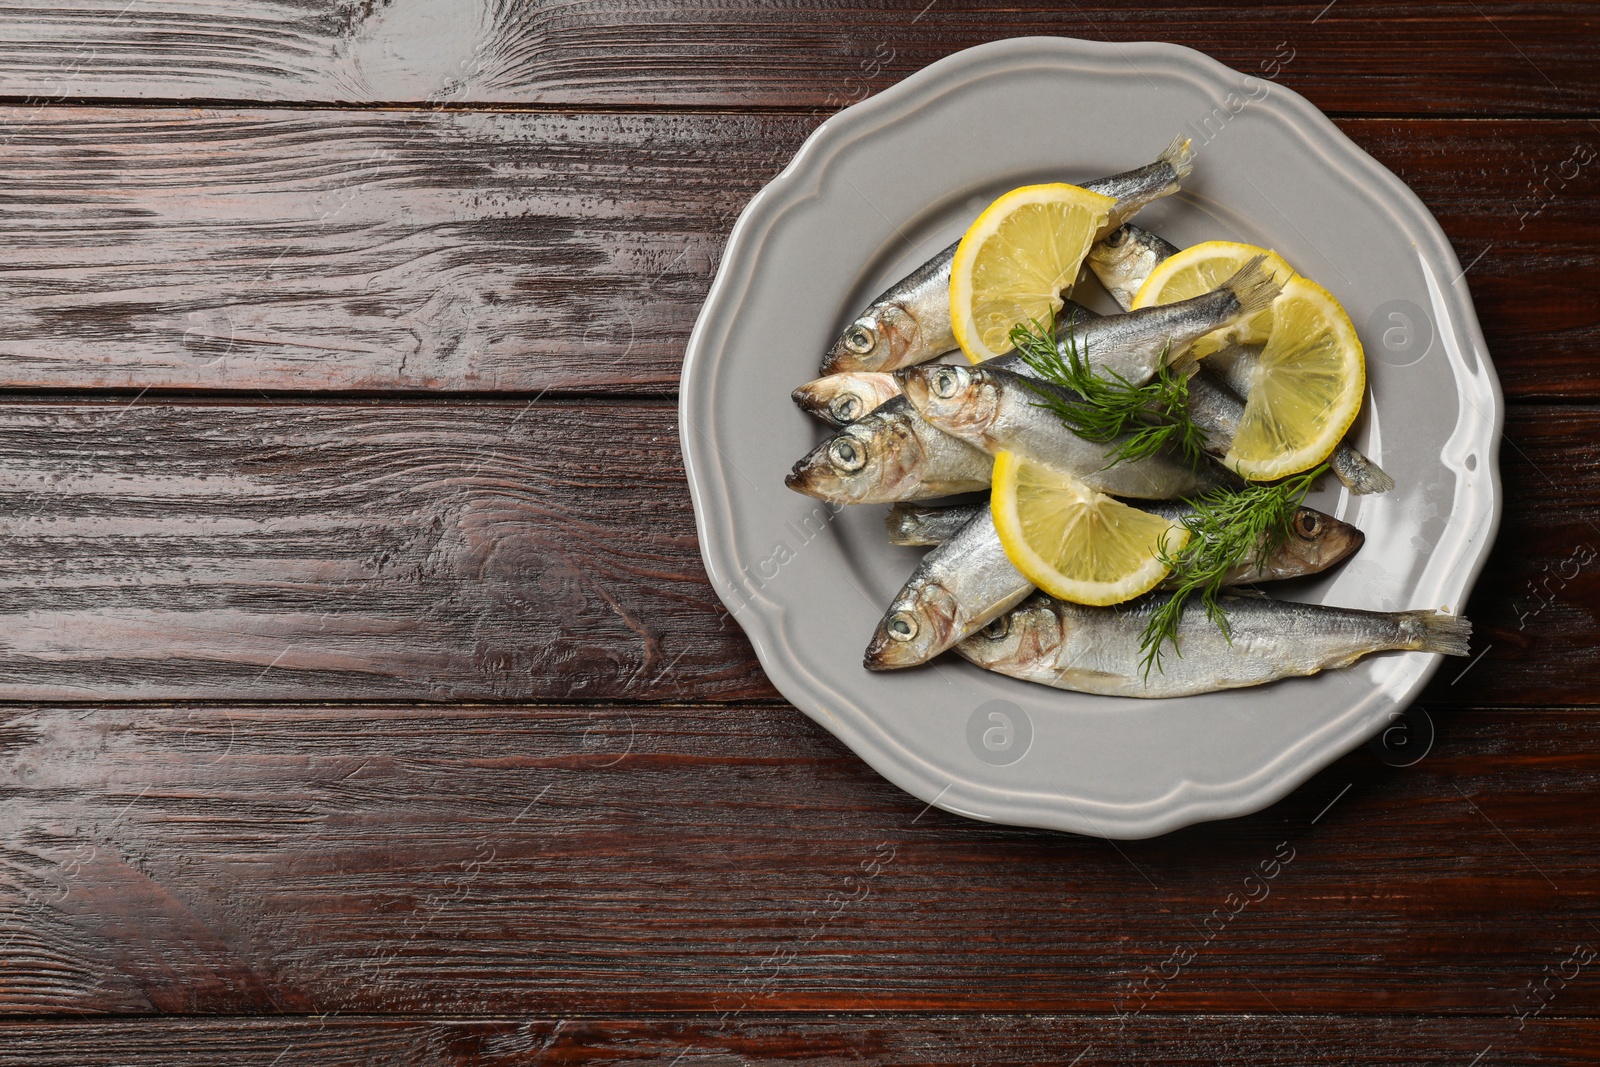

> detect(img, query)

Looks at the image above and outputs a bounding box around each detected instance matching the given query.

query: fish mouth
[895,366,933,411]
[895,364,962,418]
[819,344,851,376]
[790,381,827,416]
[822,335,880,376]
[784,450,836,500]
[1322,523,1365,567]
[863,623,925,670]
[897,364,990,437]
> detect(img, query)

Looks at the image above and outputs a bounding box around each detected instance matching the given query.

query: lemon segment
[991,451,1188,607]
[1223,275,1366,481]
[950,183,1116,363]
[1131,240,1295,358]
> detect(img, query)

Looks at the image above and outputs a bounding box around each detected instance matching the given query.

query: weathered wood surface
[0,399,1581,703]
[1,1,1596,1055]
[2,1014,1599,1065]
[0,110,1595,399]
[0,0,1596,115]
[0,399,761,701]
[0,701,1596,1018]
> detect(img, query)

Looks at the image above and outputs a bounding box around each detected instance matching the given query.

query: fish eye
[1294,512,1322,539]
[844,325,876,354]
[932,366,962,399]
[829,436,868,473]
[886,611,918,641]
[981,616,1008,640]
[830,395,862,422]
[1105,225,1128,247]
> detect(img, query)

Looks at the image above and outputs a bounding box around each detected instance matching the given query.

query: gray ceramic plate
[681,36,1501,838]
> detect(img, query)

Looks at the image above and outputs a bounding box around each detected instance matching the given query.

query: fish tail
[1330,442,1397,494]
[1159,135,1195,182]
[1166,350,1201,379]
[1223,254,1285,320]
[885,503,934,546]
[1399,610,1472,656]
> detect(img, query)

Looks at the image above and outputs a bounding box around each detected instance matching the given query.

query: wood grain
[0,107,790,395]
[0,1,1596,114]
[0,110,1594,398]
[0,1,1594,1056]
[2,1014,1599,1065]
[1,700,1597,1016]
[0,398,767,702]
[0,398,1581,703]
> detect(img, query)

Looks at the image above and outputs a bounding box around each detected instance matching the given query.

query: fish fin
[1400,611,1472,656]
[1159,136,1195,182]
[1331,445,1397,495]
[1222,254,1285,320]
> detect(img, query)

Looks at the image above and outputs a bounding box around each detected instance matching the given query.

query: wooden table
[0,3,1595,1063]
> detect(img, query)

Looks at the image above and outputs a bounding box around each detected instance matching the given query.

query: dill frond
[1007,316,1207,468]
[1138,464,1329,677]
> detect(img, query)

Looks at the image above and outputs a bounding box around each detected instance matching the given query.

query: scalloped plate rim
[680,35,1503,838]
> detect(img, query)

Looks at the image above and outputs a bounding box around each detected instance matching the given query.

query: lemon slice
[991,451,1188,606]
[1132,240,1295,358]
[950,183,1116,363]
[1222,276,1366,480]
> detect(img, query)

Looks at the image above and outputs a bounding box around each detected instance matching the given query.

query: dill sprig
[1007,316,1208,468]
[1138,463,1330,678]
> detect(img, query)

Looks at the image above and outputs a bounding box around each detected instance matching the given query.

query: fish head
[1085,224,1149,299]
[896,363,1001,439]
[1264,507,1366,578]
[863,581,961,670]
[784,414,923,504]
[823,303,923,374]
[956,594,1063,672]
[1086,223,1142,277]
[790,372,899,426]
[1087,224,1171,310]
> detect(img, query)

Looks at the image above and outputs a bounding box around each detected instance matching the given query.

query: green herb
[1138,464,1329,677]
[1007,315,1208,468]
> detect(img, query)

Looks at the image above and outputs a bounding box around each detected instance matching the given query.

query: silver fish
[865,505,1031,669]
[1084,223,1181,310]
[792,371,903,427]
[785,396,993,505]
[897,362,1234,500]
[1047,255,1282,386]
[1087,224,1396,495]
[885,500,1364,585]
[822,137,1195,375]
[873,495,1366,670]
[1180,369,1252,458]
[1147,500,1366,584]
[956,592,1470,698]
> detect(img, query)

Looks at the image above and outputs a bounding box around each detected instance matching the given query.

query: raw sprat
[786,142,1466,695]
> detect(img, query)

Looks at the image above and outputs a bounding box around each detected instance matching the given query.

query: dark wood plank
[0,398,771,702]
[1439,402,1600,704]
[2,1014,1599,1065]
[0,108,788,396]
[0,110,1594,399]
[1,1,1597,114]
[1354,118,1600,404]
[1,701,1597,1015]
[0,397,1579,703]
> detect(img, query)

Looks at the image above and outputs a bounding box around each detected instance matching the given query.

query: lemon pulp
[950,183,1116,363]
